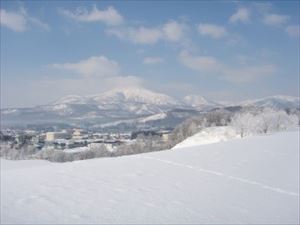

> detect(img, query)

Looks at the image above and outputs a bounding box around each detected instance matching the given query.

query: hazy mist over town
[0,1,299,224]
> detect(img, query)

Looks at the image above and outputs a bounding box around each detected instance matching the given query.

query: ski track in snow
[138,156,299,197]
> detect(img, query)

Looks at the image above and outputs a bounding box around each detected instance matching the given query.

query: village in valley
[0,127,172,154]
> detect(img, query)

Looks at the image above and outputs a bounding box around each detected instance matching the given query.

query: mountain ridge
[1,87,299,129]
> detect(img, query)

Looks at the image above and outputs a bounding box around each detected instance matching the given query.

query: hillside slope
[1,131,299,224]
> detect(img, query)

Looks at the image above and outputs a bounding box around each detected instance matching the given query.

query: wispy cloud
[179,50,220,71]
[0,7,49,32]
[129,27,163,44]
[197,23,227,39]
[285,25,300,38]
[223,64,277,83]
[229,7,251,24]
[50,56,120,77]
[263,14,289,26]
[143,57,164,64]
[178,50,277,83]
[106,20,187,44]
[59,5,123,26]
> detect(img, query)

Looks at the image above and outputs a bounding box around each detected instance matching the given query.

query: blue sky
[1,0,299,108]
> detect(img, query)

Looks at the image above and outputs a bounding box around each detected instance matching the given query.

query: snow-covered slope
[137,112,167,123]
[241,95,300,109]
[1,131,299,224]
[173,126,240,149]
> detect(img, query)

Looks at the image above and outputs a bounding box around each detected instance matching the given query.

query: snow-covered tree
[230,112,256,137]
[230,108,299,137]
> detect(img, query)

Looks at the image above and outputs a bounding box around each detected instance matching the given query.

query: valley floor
[1,131,299,224]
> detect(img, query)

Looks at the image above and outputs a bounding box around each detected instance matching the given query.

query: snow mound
[173,126,240,149]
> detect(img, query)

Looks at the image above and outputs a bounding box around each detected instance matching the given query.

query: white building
[45,132,71,142]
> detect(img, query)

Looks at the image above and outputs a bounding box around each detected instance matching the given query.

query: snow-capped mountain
[183,95,221,110]
[49,87,182,116]
[1,87,192,129]
[1,87,299,130]
[89,87,181,115]
[240,95,300,109]
[91,87,180,106]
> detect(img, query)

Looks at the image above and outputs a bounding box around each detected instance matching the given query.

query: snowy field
[1,131,299,224]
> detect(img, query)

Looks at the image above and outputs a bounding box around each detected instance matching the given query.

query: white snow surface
[1,131,299,224]
[173,126,240,149]
[137,112,167,123]
[91,87,180,106]
[183,95,220,109]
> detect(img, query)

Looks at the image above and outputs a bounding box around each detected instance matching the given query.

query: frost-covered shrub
[33,143,112,162]
[230,108,299,137]
[0,144,38,160]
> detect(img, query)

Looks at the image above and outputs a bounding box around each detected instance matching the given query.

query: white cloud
[106,20,187,44]
[36,56,144,105]
[28,16,50,31]
[129,27,163,44]
[198,23,227,39]
[179,50,220,71]
[51,56,120,77]
[162,20,186,42]
[104,75,143,89]
[0,8,49,32]
[263,14,289,26]
[285,25,300,38]
[229,8,251,24]
[59,6,123,26]
[143,57,164,64]
[178,50,277,83]
[106,27,163,44]
[105,28,125,39]
[0,9,27,32]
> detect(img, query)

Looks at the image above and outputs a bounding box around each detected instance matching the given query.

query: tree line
[1,107,299,162]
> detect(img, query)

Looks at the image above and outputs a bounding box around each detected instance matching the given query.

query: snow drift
[173,126,240,149]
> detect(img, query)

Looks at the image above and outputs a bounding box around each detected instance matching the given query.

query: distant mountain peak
[91,86,180,106]
[183,95,221,109]
[241,95,300,109]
